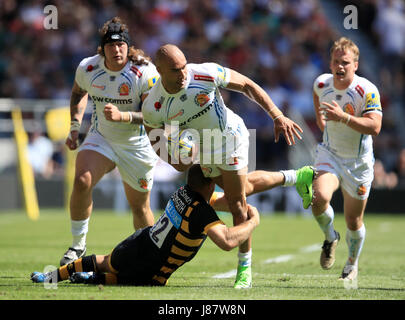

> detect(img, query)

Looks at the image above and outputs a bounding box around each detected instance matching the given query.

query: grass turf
[0,209,404,301]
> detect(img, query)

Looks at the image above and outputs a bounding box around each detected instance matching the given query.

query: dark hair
[187,165,213,191]
[97,17,151,66]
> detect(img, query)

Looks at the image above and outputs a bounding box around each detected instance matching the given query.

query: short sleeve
[189,203,224,235]
[74,61,87,91]
[313,74,329,96]
[142,92,165,129]
[362,83,382,116]
[138,63,160,96]
[199,63,231,88]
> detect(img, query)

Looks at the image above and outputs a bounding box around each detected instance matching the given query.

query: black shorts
[110,227,163,285]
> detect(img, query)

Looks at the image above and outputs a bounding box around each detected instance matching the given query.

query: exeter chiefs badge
[118,82,130,96]
[343,103,355,115]
[194,90,210,107]
[357,184,367,196]
[138,178,151,190]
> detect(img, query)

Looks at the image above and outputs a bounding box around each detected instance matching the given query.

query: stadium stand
[0,0,403,212]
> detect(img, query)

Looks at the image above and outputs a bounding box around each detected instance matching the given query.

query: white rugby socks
[280,170,297,186]
[315,205,336,242]
[238,249,252,267]
[346,224,366,266]
[71,218,89,250]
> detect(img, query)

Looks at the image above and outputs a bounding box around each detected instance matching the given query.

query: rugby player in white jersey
[311,37,382,280]
[142,44,315,288]
[61,17,159,266]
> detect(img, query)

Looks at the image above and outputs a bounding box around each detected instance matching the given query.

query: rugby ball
[167,129,197,163]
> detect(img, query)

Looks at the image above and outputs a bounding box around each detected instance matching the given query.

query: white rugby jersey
[142,62,246,140]
[75,54,159,144]
[313,73,382,159]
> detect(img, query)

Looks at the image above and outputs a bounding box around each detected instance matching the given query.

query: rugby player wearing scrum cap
[61,17,159,266]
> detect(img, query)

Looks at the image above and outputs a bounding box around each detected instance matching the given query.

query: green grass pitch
[0,209,404,300]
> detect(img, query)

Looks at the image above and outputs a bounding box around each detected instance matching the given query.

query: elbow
[216,236,236,251]
[220,242,234,252]
[370,126,381,136]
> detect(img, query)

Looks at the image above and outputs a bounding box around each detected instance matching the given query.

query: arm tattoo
[70,91,87,120]
[130,112,144,124]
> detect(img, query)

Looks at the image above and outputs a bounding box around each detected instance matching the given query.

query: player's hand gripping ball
[167,129,198,163]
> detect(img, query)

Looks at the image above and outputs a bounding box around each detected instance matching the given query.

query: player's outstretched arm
[207,205,260,251]
[66,81,88,150]
[225,69,303,145]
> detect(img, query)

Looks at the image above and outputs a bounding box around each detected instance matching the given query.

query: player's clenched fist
[246,204,260,227]
[103,103,121,122]
[65,119,81,150]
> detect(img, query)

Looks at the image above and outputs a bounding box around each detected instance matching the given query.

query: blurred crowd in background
[0,0,404,189]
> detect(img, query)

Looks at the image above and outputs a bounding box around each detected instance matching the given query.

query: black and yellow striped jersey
[149,185,224,285]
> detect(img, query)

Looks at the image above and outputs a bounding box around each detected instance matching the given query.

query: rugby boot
[234,265,252,289]
[320,231,340,270]
[295,166,315,209]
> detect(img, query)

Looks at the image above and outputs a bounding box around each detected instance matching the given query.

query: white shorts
[79,129,158,192]
[198,120,249,178]
[314,144,375,200]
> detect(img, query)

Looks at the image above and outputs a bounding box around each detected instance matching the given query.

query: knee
[346,216,363,231]
[311,190,330,212]
[74,171,93,193]
[130,202,149,215]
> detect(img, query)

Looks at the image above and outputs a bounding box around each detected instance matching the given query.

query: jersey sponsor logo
[217,65,226,81]
[91,84,106,90]
[365,92,381,110]
[194,91,210,107]
[168,109,184,121]
[355,85,364,98]
[90,95,133,104]
[148,76,159,88]
[357,184,367,196]
[315,162,334,169]
[179,103,213,126]
[194,74,214,82]
[86,64,99,72]
[118,82,130,96]
[343,103,355,115]
[154,96,165,111]
[164,200,182,229]
[171,189,188,213]
[154,101,162,111]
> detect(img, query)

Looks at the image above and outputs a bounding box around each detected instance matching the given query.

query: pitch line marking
[212,243,321,279]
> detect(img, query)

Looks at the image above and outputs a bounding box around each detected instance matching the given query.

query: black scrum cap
[100,21,130,50]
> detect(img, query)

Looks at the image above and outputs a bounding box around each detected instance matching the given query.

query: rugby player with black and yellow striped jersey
[31,165,260,286]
